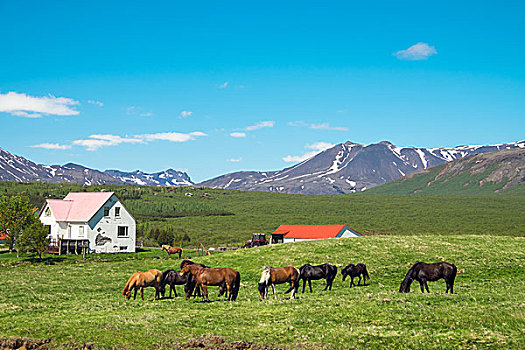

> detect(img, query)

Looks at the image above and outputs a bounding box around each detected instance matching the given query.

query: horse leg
[302,278,306,293]
[419,280,425,293]
[226,283,232,301]
[272,284,277,300]
[308,279,313,293]
[358,275,362,286]
[424,281,430,293]
[173,284,178,298]
[291,282,296,299]
[350,276,354,288]
[140,287,144,300]
[133,288,138,300]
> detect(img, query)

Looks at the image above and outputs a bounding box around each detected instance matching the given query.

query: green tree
[17,221,50,260]
[0,195,35,254]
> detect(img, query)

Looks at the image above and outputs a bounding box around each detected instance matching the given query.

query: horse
[161,245,183,259]
[179,264,240,302]
[122,269,163,301]
[258,266,300,300]
[160,269,187,298]
[399,262,457,293]
[341,263,370,287]
[179,260,226,299]
[298,263,338,293]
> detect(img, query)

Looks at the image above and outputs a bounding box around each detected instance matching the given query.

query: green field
[1,181,524,247]
[0,235,524,349]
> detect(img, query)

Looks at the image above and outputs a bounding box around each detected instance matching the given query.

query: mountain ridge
[0,147,193,187]
[198,140,525,194]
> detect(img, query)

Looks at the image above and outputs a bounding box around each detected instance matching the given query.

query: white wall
[39,205,68,241]
[338,228,361,238]
[87,194,136,253]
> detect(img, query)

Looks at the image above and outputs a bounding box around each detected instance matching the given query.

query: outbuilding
[270,224,361,244]
[39,192,136,254]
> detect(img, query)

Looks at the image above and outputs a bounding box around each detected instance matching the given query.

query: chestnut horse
[122,269,163,301]
[179,264,240,302]
[161,245,183,259]
[258,266,300,300]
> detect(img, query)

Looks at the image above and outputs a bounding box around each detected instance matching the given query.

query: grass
[1,181,525,247]
[0,235,524,349]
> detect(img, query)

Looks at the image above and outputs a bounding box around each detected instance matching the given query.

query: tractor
[243,233,269,248]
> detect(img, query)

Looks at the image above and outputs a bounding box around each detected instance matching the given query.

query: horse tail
[231,271,241,301]
[363,265,370,281]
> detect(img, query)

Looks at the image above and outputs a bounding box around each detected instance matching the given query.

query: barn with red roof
[39,192,135,254]
[270,224,362,244]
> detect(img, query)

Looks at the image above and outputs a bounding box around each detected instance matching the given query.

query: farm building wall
[87,194,136,253]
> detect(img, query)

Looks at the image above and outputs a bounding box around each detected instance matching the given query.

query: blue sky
[1,1,524,182]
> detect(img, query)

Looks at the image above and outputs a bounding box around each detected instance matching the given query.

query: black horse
[298,263,338,293]
[399,262,457,293]
[160,269,187,298]
[179,260,226,299]
[341,263,370,287]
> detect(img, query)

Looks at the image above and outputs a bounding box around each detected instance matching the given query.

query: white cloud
[179,110,192,118]
[87,100,104,107]
[230,132,246,138]
[0,91,79,118]
[227,157,242,162]
[282,142,335,163]
[30,143,71,150]
[218,81,229,89]
[73,134,143,151]
[139,131,207,143]
[289,121,347,131]
[127,106,153,117]
[245,121,275,131]
[310,123,348,131]
[394,42,437,60]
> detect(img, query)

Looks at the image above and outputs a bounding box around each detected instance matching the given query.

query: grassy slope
[0,235,524,349]
[1,182,525,247]
[365,163,520,195]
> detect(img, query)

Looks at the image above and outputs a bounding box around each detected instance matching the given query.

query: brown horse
[179,264,241,302]
[122,269,163,301]
[258,266,300,300]
[161,245,183,259]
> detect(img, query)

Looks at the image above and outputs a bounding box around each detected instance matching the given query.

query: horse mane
[259,268,271,284]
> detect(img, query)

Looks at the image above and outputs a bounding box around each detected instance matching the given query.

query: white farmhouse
[39,192,136,254]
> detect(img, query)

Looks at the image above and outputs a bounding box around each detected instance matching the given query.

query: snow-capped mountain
[0,147,193,186]
[199,140,525,194]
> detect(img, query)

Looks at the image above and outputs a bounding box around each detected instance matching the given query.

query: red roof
[44,192,114,222]
[272,224,347,239]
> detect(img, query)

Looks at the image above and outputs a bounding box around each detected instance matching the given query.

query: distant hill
[366,148,525,195]
[199,140,525,194]
[0,147,193,187]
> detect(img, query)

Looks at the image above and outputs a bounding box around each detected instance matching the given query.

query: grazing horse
[399,262,457,294]
[161,245,183,259]
[179,260,226,299]
[298,263,338,293]
[179,264,240,302]
[258,266,300,300]
[341,263,370,287]
[122,269,163,301]
[160,269,187,298]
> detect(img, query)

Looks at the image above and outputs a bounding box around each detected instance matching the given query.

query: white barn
[39,192,136,254]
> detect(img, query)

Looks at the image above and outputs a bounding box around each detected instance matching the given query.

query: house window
[79,226,84,238]
[104,207,110,217]
[119,246,128,251]
[117,226,128,237]
[115,207,121,217]
[45,208,51,217]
